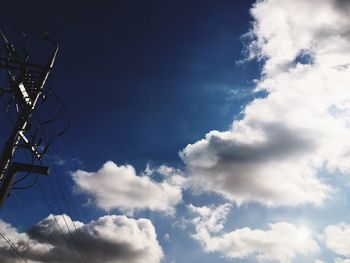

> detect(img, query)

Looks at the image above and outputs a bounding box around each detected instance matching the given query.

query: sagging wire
[35,119,92,263]
[8,81,71,191]
[0,229,27,263]
[33,87,92,263]
[0,30,80,262]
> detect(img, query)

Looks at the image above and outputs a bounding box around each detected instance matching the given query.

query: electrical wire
[11,149,35,189]
[12,151,79,262]
[45,149,93,263]
[28,116,85,262]
[11,191,52,252]
[0,43,89,262]
[18,142,83,263]
[37,179,83,263]
[35,85,71,154]
[42,174,87,263]
[11,172,32,187]
[0,95,80,262]
[0,228,27,263]
[12,134,79,263]
[12,175,38,190]
[36,137,92,262]
[34,86,93,263]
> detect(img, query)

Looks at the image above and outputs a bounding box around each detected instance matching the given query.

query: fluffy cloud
[180,0,350,207]
[0,214,163,263]
[188,204,319,263]
[72,161,185,214]
[323,223,350,258]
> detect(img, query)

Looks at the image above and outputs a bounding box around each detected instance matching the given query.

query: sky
[1,0,350,262]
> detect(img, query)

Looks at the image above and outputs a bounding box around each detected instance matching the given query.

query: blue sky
[2,0,350,263]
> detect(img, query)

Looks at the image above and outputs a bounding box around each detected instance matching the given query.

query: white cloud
[188,203,232,234]
[51,155,83,167]
[0,220,51,263]
[323,223,350,258]
[334,258,350,263]
[0,214,163,263]
[315,257,350,263]
[180,0,350,207]
[163,233,171,242]
[188,204,319,263]
[72,161,185,215]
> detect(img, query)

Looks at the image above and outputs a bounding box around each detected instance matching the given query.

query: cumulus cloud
[323,223,350,258]
[188,204,319,263]
[0,214,163,263]
[180,0,350,207]
[72,161,185,214]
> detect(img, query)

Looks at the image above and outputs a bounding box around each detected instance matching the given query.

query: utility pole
[0,30,58,207]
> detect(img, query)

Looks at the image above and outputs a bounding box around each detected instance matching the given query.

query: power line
[11,191,53,252]
[0,30,90,263]
[0,228,27,263]
[0,30,58,205]
[42,174,87,263]
[3,84,85,263]
[0,67,82,262]
[37,179,83,263]
[15,149,81,263]
[1,86,78,261]
[0,84,48,262]
[16,130,85,262]
[45,149,93,263]
[12,175,38,190]
[35,96,92,263]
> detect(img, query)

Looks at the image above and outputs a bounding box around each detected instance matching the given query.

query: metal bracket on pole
[0,30,58,209]
[0,162,49,208]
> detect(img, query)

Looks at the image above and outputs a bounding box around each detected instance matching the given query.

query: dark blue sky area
[0,1,262,233]
[2,2,349,263]
[0,3,290,263]
[2,0,258,171]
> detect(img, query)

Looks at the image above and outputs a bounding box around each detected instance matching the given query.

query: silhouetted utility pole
[0,30,58,207]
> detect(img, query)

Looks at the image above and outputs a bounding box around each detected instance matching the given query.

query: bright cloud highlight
[72,161,185,214]
[324,223,350,259]
[188,204,319,263]
[180,0,350,207]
